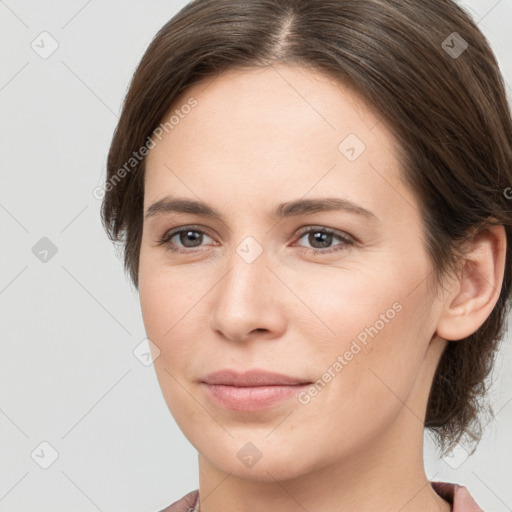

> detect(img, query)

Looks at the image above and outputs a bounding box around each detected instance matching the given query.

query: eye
[294,226,355,254]
[156,225,215,253]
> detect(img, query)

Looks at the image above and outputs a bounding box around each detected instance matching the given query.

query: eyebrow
[145,196,379,224]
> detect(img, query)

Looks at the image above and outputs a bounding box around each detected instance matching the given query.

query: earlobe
[435,224,506,341]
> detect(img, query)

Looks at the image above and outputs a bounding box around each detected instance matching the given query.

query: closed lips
[201,369,312,387]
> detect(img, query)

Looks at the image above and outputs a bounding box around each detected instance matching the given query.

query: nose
[208,250,287,343]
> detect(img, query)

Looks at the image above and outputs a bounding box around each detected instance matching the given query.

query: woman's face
[139,64,447,481]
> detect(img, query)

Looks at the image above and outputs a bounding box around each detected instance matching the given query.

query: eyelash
[155,225,356,255]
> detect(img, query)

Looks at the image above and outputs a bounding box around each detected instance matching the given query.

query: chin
[197,436,317,482]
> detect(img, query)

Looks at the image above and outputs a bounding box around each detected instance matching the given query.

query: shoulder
[157,489,199,512]
[431,481,484,512]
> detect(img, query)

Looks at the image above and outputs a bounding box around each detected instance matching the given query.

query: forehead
[147,63,381,160]
[144,64,415,225]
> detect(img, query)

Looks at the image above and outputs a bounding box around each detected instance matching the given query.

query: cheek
[285,262,406,349]
[138,252,200,339]
[294,258,433,408]
[138,260,213,385]
[290,300,430,465]
[138,266,203,425]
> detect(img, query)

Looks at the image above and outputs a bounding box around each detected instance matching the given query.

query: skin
[138,64,506,512]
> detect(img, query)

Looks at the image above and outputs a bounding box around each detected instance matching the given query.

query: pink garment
[431,481,483,512]
[160,481,483,511]
[159,489,199,512]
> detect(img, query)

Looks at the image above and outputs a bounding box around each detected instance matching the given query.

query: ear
[435,224,507,341]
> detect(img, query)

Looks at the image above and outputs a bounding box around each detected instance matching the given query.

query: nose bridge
[209,235,283,340]
[218,239,272,309]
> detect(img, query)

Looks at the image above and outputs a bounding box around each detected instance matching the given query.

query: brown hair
[101,0,512,455]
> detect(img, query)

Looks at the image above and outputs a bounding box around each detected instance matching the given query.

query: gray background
[1,1,511,511]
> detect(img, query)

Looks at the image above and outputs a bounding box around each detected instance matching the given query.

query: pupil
[182,231,201,247]
[311,232,331,248]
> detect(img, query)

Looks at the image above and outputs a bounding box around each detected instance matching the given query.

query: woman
[100,0,512,510]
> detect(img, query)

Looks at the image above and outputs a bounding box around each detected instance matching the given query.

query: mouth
[200,369,312,411]
[201,368,312,386]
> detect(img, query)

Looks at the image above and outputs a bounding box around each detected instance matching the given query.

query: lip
[202,369,311,386]
[200,369,312,412]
